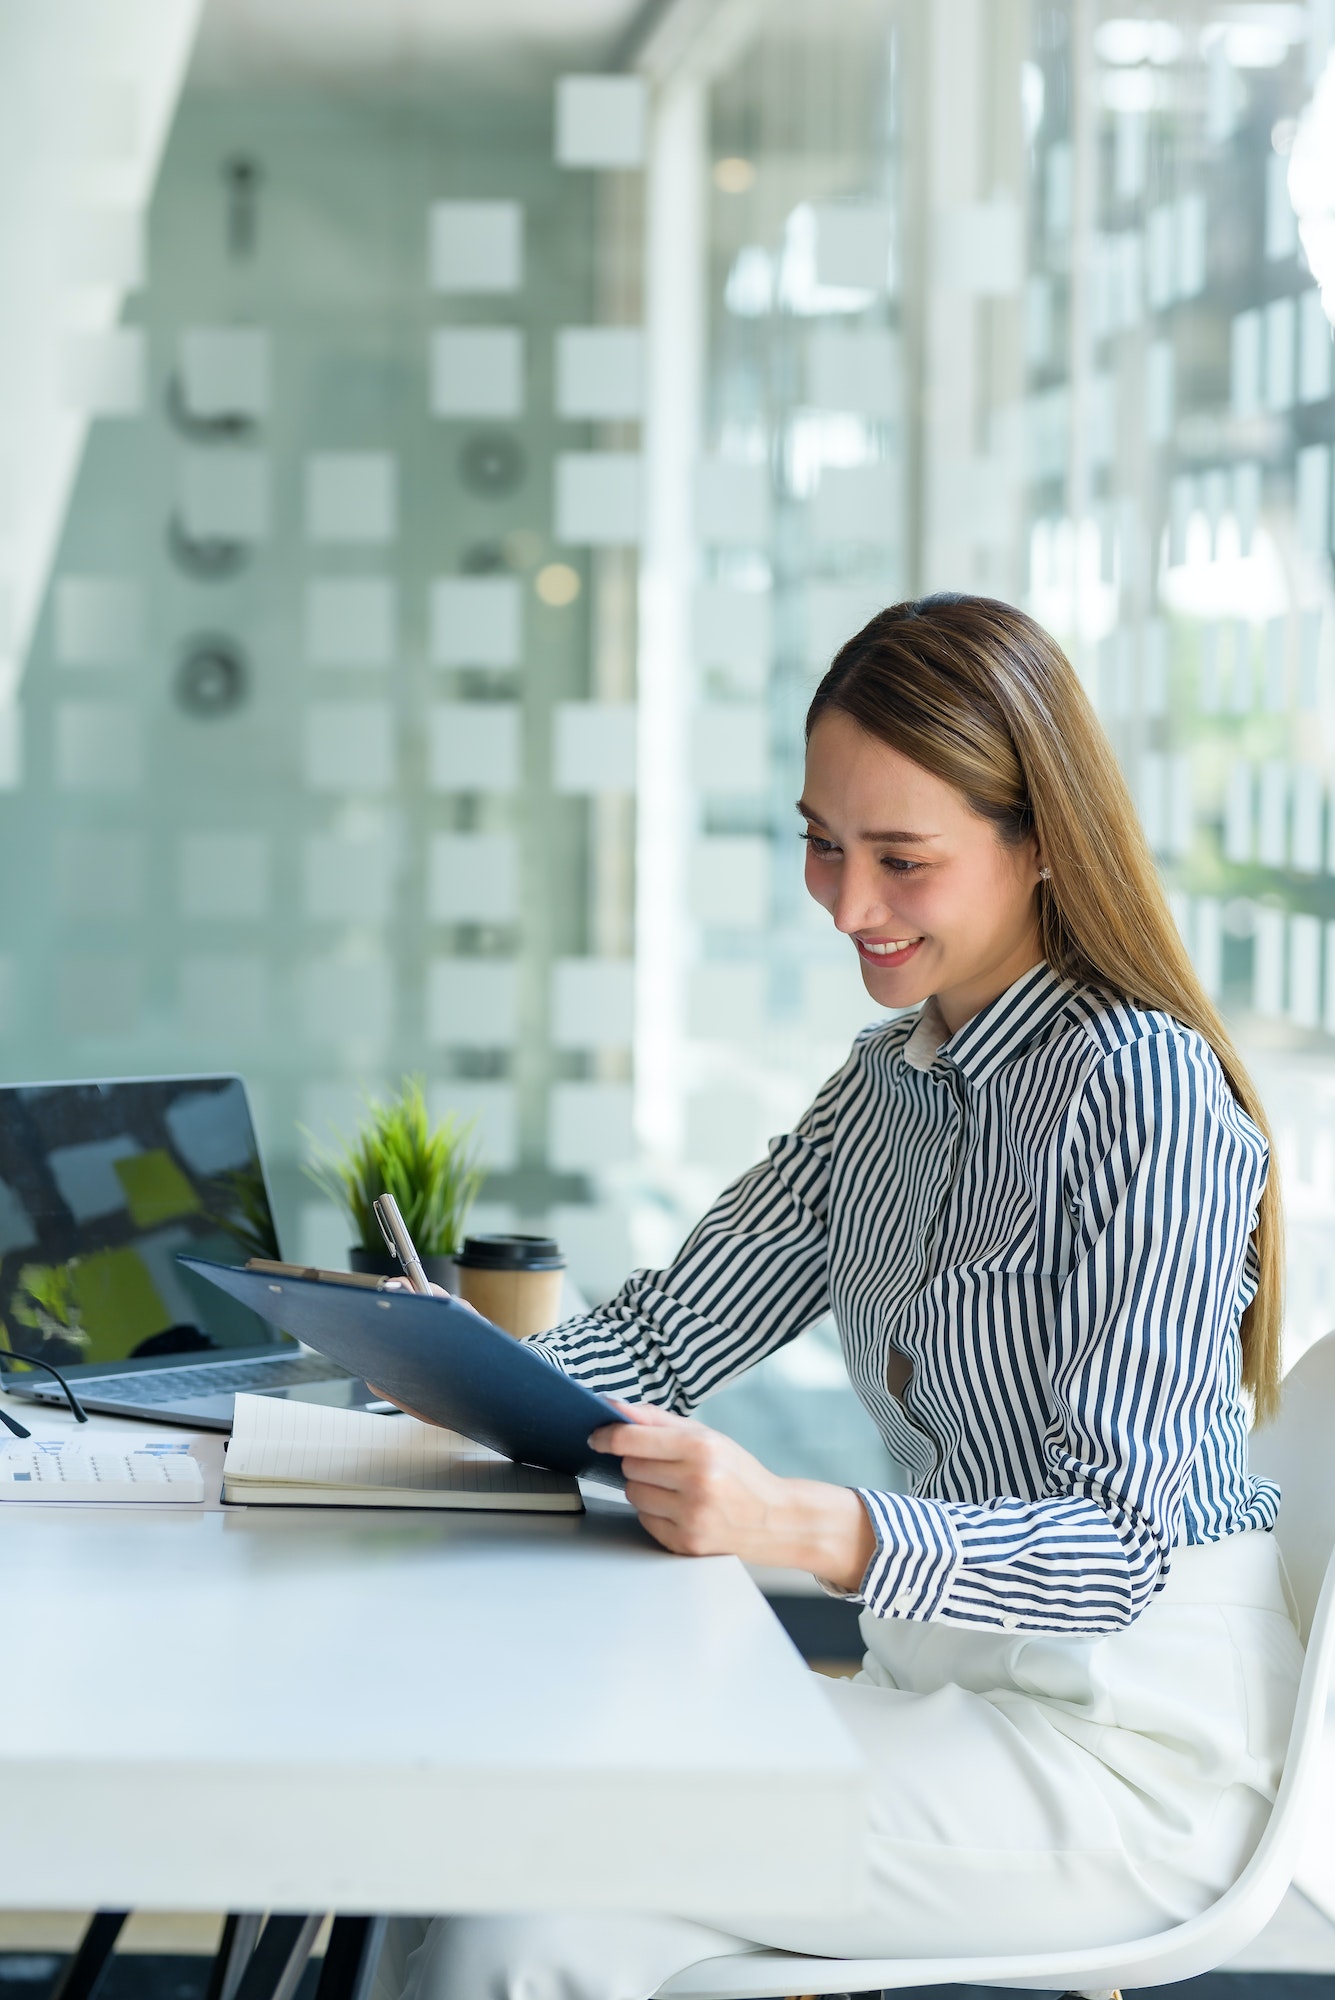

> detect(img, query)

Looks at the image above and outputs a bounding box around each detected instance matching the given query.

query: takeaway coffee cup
[454,1234,566,1339]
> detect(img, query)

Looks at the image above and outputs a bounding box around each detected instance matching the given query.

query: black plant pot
[348,1249,457,1291]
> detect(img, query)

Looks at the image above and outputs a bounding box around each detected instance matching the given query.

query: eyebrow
[796,801,941,845]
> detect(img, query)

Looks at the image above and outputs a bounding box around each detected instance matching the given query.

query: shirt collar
[901,960,1077,1087]
[902,994,951,1071]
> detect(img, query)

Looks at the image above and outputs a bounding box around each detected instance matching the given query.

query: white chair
[656,1330,1335,2000]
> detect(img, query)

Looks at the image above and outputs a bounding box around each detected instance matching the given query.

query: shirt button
[1000,1613,1019,1631]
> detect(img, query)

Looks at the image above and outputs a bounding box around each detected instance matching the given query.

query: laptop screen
[0,1076,290,1378]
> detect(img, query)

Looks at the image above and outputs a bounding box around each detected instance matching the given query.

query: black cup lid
[456,1233,566,1272]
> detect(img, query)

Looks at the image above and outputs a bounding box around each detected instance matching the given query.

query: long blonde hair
[808,592,1283,1422]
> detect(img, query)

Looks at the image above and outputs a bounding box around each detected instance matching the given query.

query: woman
[397,593,1302,2000]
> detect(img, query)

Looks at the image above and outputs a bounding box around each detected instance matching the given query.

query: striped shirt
[534,960,1280,1635]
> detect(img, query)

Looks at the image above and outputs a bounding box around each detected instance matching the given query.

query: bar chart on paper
[0,1436,204,1503]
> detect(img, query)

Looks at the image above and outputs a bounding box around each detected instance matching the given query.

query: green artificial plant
[303,1075,484,1258]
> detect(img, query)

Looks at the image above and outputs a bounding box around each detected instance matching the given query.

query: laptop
[0,1075,365,1430]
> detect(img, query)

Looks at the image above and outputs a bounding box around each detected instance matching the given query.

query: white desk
[1,1393,865,1921]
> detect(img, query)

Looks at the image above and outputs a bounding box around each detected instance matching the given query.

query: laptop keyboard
[67,1354,346,1405]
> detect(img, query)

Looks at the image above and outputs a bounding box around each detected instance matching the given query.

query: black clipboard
[178,1258,626,1485]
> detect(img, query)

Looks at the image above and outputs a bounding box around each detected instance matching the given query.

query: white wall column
[0,0,201,747]
[634,73,705,1167]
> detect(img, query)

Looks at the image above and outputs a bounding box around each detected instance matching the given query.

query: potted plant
[303,1076,484,1286]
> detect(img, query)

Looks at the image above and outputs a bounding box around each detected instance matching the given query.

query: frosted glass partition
[304,580,397,669]
[54,578,143,665]
[1,60,641,1304]
[180,328,271,418]
[430,328,526,419]
[656,0,905,1281]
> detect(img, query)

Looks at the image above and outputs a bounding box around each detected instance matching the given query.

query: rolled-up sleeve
[849,1030,1270,1634]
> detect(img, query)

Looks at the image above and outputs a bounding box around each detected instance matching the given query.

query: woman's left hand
[589,1400,876,1591]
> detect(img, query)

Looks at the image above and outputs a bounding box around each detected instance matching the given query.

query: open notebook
[222,1394,583,1511]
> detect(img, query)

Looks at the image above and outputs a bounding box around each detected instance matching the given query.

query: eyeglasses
[0,1350,90,1439]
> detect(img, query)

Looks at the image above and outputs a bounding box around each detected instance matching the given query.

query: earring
[1039,866,1052,881]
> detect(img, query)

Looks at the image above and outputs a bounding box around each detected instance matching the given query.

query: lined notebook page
[225,1394,575,1498]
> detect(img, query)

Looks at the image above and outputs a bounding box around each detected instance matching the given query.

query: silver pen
[372,1192,432,1296]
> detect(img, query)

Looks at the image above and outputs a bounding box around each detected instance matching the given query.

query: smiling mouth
[855,936,924,965]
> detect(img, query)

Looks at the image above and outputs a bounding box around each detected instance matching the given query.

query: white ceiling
[190,0,653,83]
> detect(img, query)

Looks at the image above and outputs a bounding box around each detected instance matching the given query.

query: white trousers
[389,1531,1303,2000]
